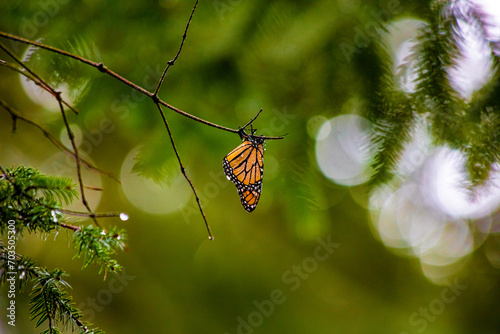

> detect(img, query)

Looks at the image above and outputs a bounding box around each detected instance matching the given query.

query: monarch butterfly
[223,127,265,212]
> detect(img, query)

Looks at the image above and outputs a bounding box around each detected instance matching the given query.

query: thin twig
[0,31,285,140]
[56,208,122,219]
[0,41,57,99]
[0,59,79,114]
[0,100,119,182]
[59,222,80,232]
[1,39,100,226]
[84,185,103,191]
[154,0,199,97]
[155,103,213,239]
[0,6,287,237]
[0,32,233,131]
[242,108,263,129]
[56,97,100,227]
[152,0,213,239]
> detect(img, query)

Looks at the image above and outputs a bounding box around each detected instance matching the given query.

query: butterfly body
[223,131,265,212]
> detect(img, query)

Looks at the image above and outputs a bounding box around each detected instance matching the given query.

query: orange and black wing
[223,140,264,212]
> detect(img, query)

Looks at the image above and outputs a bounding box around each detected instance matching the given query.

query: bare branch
[0,49,79,114]
[154,0,199,97]
[56,96,100,226]
[0,100,119,183]
[0,4,286,238]
[0,31,286,140]
[155,102,214,240]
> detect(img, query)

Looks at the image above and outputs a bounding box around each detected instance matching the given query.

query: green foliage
[3,0,500,333]
[365,42,416,187]
[0,166,77,234]
[24,37,99,104]
[0,245,104,333]
[369,90,415,187]
[0,244,37,291]
[29,269,104,334]
[132,134,179,185]
[463,110,500,188]
[0,166,127,333]
[413,1,464,144]
[73,225,127,275]
[368,0,500,190]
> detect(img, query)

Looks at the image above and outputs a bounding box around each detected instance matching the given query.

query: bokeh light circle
[19,44,91,112]
[423,147,500,220]
[370,145,500,282]
[315,115,372,186]
[120,146,192,214]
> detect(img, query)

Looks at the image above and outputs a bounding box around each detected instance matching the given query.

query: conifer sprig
[364,42,416,187]
[0,246,104,333]
[368,0,500,190]
[73,226,127,276]
[0,165,127,333]
[29,268,104,334]
[0,166,76,234]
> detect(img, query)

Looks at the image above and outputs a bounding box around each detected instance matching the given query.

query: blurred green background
[1,0,500,333]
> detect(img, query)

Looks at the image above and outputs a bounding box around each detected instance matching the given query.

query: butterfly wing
[237,186,261,212]
[223,140,264,212]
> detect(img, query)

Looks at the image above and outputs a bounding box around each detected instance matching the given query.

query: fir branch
[413,1,465,146]
[362,39,416,186]
[72,225,127,276]
[0,244,37,291]
[0,165,124,236]
[29,268,104,334]
[459,1,500,66]
[0,166,127,278]
[370,92,415,187]
[0,246,104,333]
[464,108,500,188]
[0,166,76,234]
[367,0,500,190]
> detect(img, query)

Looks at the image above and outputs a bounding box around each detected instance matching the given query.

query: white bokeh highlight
[120,146,192,215]
[315,115,372,186]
